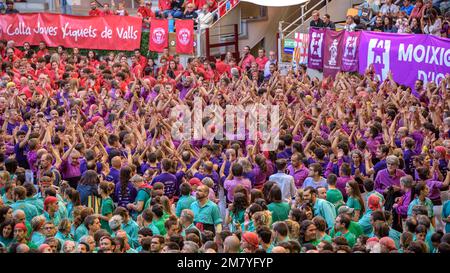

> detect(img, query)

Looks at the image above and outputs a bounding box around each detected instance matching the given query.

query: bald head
[271,246,287,253]
[223,235,240,253]
[112,156,122,169]
[17,244,30,253]
[13,210,25,222]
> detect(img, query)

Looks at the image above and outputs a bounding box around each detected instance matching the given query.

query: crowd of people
[309,0,449,37]
[0,35,449,254]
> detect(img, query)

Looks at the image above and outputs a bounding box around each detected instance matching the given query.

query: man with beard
[190,185,222,234]
[303,186,336,230]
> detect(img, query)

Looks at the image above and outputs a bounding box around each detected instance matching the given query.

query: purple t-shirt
[287,164,309,188]
[152,172,178,198]
[374,169,406,194]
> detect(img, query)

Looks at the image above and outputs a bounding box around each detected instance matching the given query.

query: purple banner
[341,31,360,72]
[358,31,450,88]
[307,28,325,70]
[323,30,344,78]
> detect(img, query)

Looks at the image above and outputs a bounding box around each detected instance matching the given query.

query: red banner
[175,20,194,54]
[323,30,344,78]
[149,19,168,53]
[0,13,142,51]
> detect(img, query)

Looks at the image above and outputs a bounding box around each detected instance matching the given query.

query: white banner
[241,0,308,6]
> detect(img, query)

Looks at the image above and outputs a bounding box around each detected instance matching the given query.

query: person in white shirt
[268,159,296,203]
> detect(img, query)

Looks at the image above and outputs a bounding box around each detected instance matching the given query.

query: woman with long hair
[298,220,318,246]
[114,166,137,209]
[0,220,14,248]
[407,182,434,226]
[98,181,115,233]
[345,180,366,221]
[76,170,100,206]
[225,192,249,232]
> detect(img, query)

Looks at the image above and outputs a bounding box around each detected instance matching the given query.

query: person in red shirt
[36,41,49,59]
[214,54,230,75]
[238,45,255,72]
[137,0,155,23]
[102,3,114,15]
[131,55,143,79]
[134,49,147,69]
[89,1,103,16]
[255,48,268,71]
[206,0,217,11]
[158,0,172,12]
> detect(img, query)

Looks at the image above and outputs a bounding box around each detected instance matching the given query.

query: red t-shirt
[255,56,268,71]
[137,6,154,18]
[215,60,230,75]
[89,9,103,16]
[159,0,171,11]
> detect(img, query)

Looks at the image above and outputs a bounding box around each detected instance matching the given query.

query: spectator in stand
[310,10,324,28]
[358,0,379,25]
[182,3,198,19]
[370,16,384,32]
[264,50,277,79]
[158,0,172,16]
[164,0,184,19]
[410,0,425,20]
[344,15,357,32]
[422,9,442,36]
[441,11,450,38]
[409,17,423,33]
[4,1,19,14]
[215,54,230,76]
[383,16,397,32]
[400,0,414,16]
[102,3,114,15]
[255,49,268,72]
[60,0,73,14]
[354,15,367,30]
[197,4,215,29]
[238,45,255,72]
[89,1,103,16]
[138,0,155,26]
[380,0,399,17]
[322,14,336,30]
[113,2,129,16]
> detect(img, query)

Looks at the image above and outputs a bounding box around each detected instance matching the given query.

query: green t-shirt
[176,195,196,217]
[346,196,362,219]
[330,221,363,239]
[153,217,167,236]
[268,202,291,223]
[326,189,345,212]
[335,230,356,247]
[100,197,114,232]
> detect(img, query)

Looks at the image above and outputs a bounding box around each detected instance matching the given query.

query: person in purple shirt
[374,155,406,195]
[287,153,309,188]
[364,144,389,179]
[392,175,414,231]
[223,163,252,203]
[336,163,353,200]
[190,157,220,194]
[151,158,178,199]
[402,137,416,176]
[114,166,138,208]
[106,156,122,185]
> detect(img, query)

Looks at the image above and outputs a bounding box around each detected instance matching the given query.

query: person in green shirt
[2,182,15,206]
[136,228,153,252]
[190,185,223,234]
[43,196,61,226]
[298,220,318,246]
[326,174,345,213]
[330,206,364,239]
[179,209,202,238]
[140,208,161,235]
[151,204,167,236]
[114,207,139,249]
[345,180,365,221]
[176,183,196,217]
[13,222,37,250]
[127,175,151,220]
[55,219,74,246]
[225,192,247,232]
[11,186,39,223]
[98,181,115,233]
[334,214,356,247]
[23,183,44,215]
[312,216,332,245]
[272,221,290,246]
[256,226,273,253]
[267,186,291,223]
[30,215,47,246]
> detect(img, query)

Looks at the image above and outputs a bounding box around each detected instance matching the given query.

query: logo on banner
[152,27,166,44]
[344,36,357,58]
[310,31,323,57]
[367,38,390,81]
[328,39,339,66]
[178,28,190,45]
